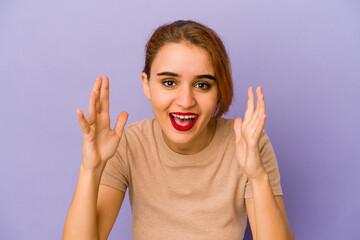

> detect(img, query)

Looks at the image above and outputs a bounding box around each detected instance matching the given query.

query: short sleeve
[244,130,283,198]
[100,132,130,193]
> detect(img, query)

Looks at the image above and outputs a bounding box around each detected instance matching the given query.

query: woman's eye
[162,80,176,87]
[195,82,210,90]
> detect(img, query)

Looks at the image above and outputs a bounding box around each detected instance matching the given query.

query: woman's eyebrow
[157,71,179,77]
[156,72,216,81]
[196,74,216,81]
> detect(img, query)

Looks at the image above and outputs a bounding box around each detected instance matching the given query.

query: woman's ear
[141,72,151,100]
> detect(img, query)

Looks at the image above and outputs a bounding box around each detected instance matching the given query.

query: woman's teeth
[171,113,197,120]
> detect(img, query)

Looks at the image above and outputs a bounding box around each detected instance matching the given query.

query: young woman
[63,20,294,240]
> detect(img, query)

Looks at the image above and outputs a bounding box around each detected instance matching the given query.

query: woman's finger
[87,91,97,125]
[76,109,90,134]
[255,114,267,136]
[100,76,110,113]
[92,76,102,113]
[243,87,255,123]
[254,97,260,120]
[258,87,266,117]
[250,87,264,128]
[113,111,129,138]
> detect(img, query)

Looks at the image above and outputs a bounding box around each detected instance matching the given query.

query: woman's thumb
[114,111,128,137]
[233,117,243,141]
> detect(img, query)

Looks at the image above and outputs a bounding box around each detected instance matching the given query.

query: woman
[63,20,294,240]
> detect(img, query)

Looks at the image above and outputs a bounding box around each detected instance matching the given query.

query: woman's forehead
[151,42,214,76]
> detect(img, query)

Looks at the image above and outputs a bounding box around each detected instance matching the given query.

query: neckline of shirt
[153,118,227,165]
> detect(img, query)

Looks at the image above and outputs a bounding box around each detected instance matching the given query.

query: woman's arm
[63,165,125,240]
[63,76,128,239]
[63,164,105,240]
[97,185,126,240]
[245,179,294,240]
[234,86,294,240]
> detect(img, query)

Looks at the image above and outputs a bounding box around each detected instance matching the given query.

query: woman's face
[141,42,219,154]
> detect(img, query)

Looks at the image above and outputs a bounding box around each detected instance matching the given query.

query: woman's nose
[175,86,196,109]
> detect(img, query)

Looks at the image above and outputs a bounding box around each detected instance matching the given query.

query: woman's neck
[162,119,217,155]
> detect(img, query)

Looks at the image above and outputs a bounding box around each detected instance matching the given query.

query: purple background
[1,0,359,239]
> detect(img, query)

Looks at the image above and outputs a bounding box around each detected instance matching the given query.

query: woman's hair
[142,20,233,119]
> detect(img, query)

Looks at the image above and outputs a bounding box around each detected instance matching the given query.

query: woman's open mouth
[169,112,199,131]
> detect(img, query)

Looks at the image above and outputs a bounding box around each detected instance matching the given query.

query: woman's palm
[76,76,128,171]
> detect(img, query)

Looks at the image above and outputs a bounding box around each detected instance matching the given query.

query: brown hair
[142,20,233,119]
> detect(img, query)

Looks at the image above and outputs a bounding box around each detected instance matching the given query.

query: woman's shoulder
[216,118,235,133]
[124,118,154,130]
[217,118,235,125]
[123,118,155,137]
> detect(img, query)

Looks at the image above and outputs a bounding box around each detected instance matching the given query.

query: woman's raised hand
[76,76,128,171]
[233,86,267,180]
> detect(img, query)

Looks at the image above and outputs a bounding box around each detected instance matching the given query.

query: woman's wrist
[80,161,107,180]
[249,168,269,184]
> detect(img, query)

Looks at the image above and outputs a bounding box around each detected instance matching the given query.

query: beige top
[100,118,283,240]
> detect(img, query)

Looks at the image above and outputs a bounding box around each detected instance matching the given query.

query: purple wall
[1,0,359,239]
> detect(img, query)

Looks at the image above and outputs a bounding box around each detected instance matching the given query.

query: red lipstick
[169,112,199,131]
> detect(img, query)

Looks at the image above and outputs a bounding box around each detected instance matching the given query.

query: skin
[63,42,294,239]
[76,76,128,171]
[234,86,294,239]
[141,42,218,154]
[63,76,128,240]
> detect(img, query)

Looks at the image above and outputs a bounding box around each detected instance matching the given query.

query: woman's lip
[169,113,199,131]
